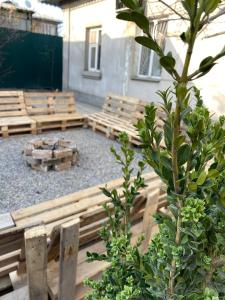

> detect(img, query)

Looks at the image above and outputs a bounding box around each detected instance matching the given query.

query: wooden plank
[58,219,80,300]
[0,263,18,278]
[25,225,48,300]
[0,214,15,231]
[47,221,143,300]
[24,92,77,117]
[0,250,20,269]
[12,173,158,223]
[13,180,156,227]
[141,188,160,254]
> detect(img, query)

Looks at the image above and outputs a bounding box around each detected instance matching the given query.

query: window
[87,27,102,72]
[138,20,167,79]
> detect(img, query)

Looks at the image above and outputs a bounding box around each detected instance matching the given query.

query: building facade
[60,0,225,115]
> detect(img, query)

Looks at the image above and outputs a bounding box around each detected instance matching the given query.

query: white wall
[63,0,225,115]
[64,0,136,104]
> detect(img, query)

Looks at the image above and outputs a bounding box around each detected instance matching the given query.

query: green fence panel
[0,28,62,90]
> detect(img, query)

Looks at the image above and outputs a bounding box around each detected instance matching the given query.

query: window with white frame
[138,20,168,78]
[86,27,102,72]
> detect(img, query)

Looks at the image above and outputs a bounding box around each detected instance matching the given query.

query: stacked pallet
[24,92,86,132]
[0,91,36,137]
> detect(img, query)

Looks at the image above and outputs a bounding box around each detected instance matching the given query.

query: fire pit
[23,138,79,172]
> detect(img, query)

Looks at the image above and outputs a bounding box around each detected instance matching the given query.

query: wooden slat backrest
[0,91,26,117]
[103,93,142,121]
[24,92,76,116]
[129,100,166,135]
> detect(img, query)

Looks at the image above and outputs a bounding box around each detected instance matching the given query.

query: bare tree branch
[158,0,188,20]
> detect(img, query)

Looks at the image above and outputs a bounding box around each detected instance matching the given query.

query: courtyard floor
[0,101,147,213]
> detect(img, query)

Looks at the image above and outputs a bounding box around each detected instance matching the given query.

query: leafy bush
[85,1,225,299]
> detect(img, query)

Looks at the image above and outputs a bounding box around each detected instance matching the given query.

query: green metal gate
[0,28,62,90]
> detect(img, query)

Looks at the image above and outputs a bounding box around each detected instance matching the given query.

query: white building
[56,0,225,115]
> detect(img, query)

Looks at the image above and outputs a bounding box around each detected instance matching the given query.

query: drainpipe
[67,7,71,90]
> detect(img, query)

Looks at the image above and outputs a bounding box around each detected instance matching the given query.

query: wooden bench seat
[0,91,36,137]
[87,93,164,146]
[24,92,86,132]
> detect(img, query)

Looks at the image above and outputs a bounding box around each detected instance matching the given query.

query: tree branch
[158,0,189,20]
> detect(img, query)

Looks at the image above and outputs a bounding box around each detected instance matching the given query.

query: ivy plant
[85,1,225,299]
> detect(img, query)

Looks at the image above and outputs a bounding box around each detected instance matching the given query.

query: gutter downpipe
[67,6,71,90]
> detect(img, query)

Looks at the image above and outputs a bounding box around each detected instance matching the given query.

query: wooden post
[24,225,48,300]
[58,218,80,300]
[141,188,160,254]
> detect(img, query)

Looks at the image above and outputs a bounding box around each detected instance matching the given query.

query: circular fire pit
[23,138,79,172]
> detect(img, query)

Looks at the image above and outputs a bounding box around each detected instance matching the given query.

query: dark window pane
[97,45,101,70]
[139,46,150,75]
[90,47,96,69]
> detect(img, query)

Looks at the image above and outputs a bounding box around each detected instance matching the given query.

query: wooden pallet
[24,92,86,132]
[0,91,36,137]
[0,173,166,280]
[0,185,165,300]
[87,93,165,146]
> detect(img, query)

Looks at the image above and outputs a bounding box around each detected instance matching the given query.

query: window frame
[137,20,167,80]
[87,27,102,72]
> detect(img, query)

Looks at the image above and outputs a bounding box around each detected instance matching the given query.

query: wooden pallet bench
[0,173,166,281]
[0,179,166,300]
[24,92,86,132]
[0,91,36,137]
[87,93,165,146]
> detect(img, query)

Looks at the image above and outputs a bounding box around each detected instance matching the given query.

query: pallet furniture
[24,92,86,132]
[0,175,167,300]
[0,91,36,137]
[0,173,167,289]
[87,93,165,146]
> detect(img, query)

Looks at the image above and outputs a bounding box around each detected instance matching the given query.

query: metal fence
[0,28,62,90]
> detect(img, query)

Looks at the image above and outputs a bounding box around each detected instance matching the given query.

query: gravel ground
[0,128,149,213]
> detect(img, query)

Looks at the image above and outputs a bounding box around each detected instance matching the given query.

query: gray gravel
[0,128,149,213]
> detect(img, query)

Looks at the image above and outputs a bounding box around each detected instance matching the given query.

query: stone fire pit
[23,138,79,172]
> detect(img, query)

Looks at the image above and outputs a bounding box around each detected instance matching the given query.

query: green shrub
[85,1,225,299]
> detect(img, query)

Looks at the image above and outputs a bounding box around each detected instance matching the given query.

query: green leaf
[120,0,138,10]
[160,55,176,74]
[208,169,219,178]
[219,187,225,199]
[117,12,133,21]
[178,144,191,165]
[182,0,195,19]
[188,182,198,191]
[180,32,187,43]
[181,234,189,244]
[199,56,213,70]
[197,171,207,185]
[160,155,172,170]
[135,36,162,55]
[203,0,221,14]
[130,12,149,33]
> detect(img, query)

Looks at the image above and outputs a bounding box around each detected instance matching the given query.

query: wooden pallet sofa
[0,172,167,299]
[0,91,36,137]
[24,92,86,132]
[87,93,165,146]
